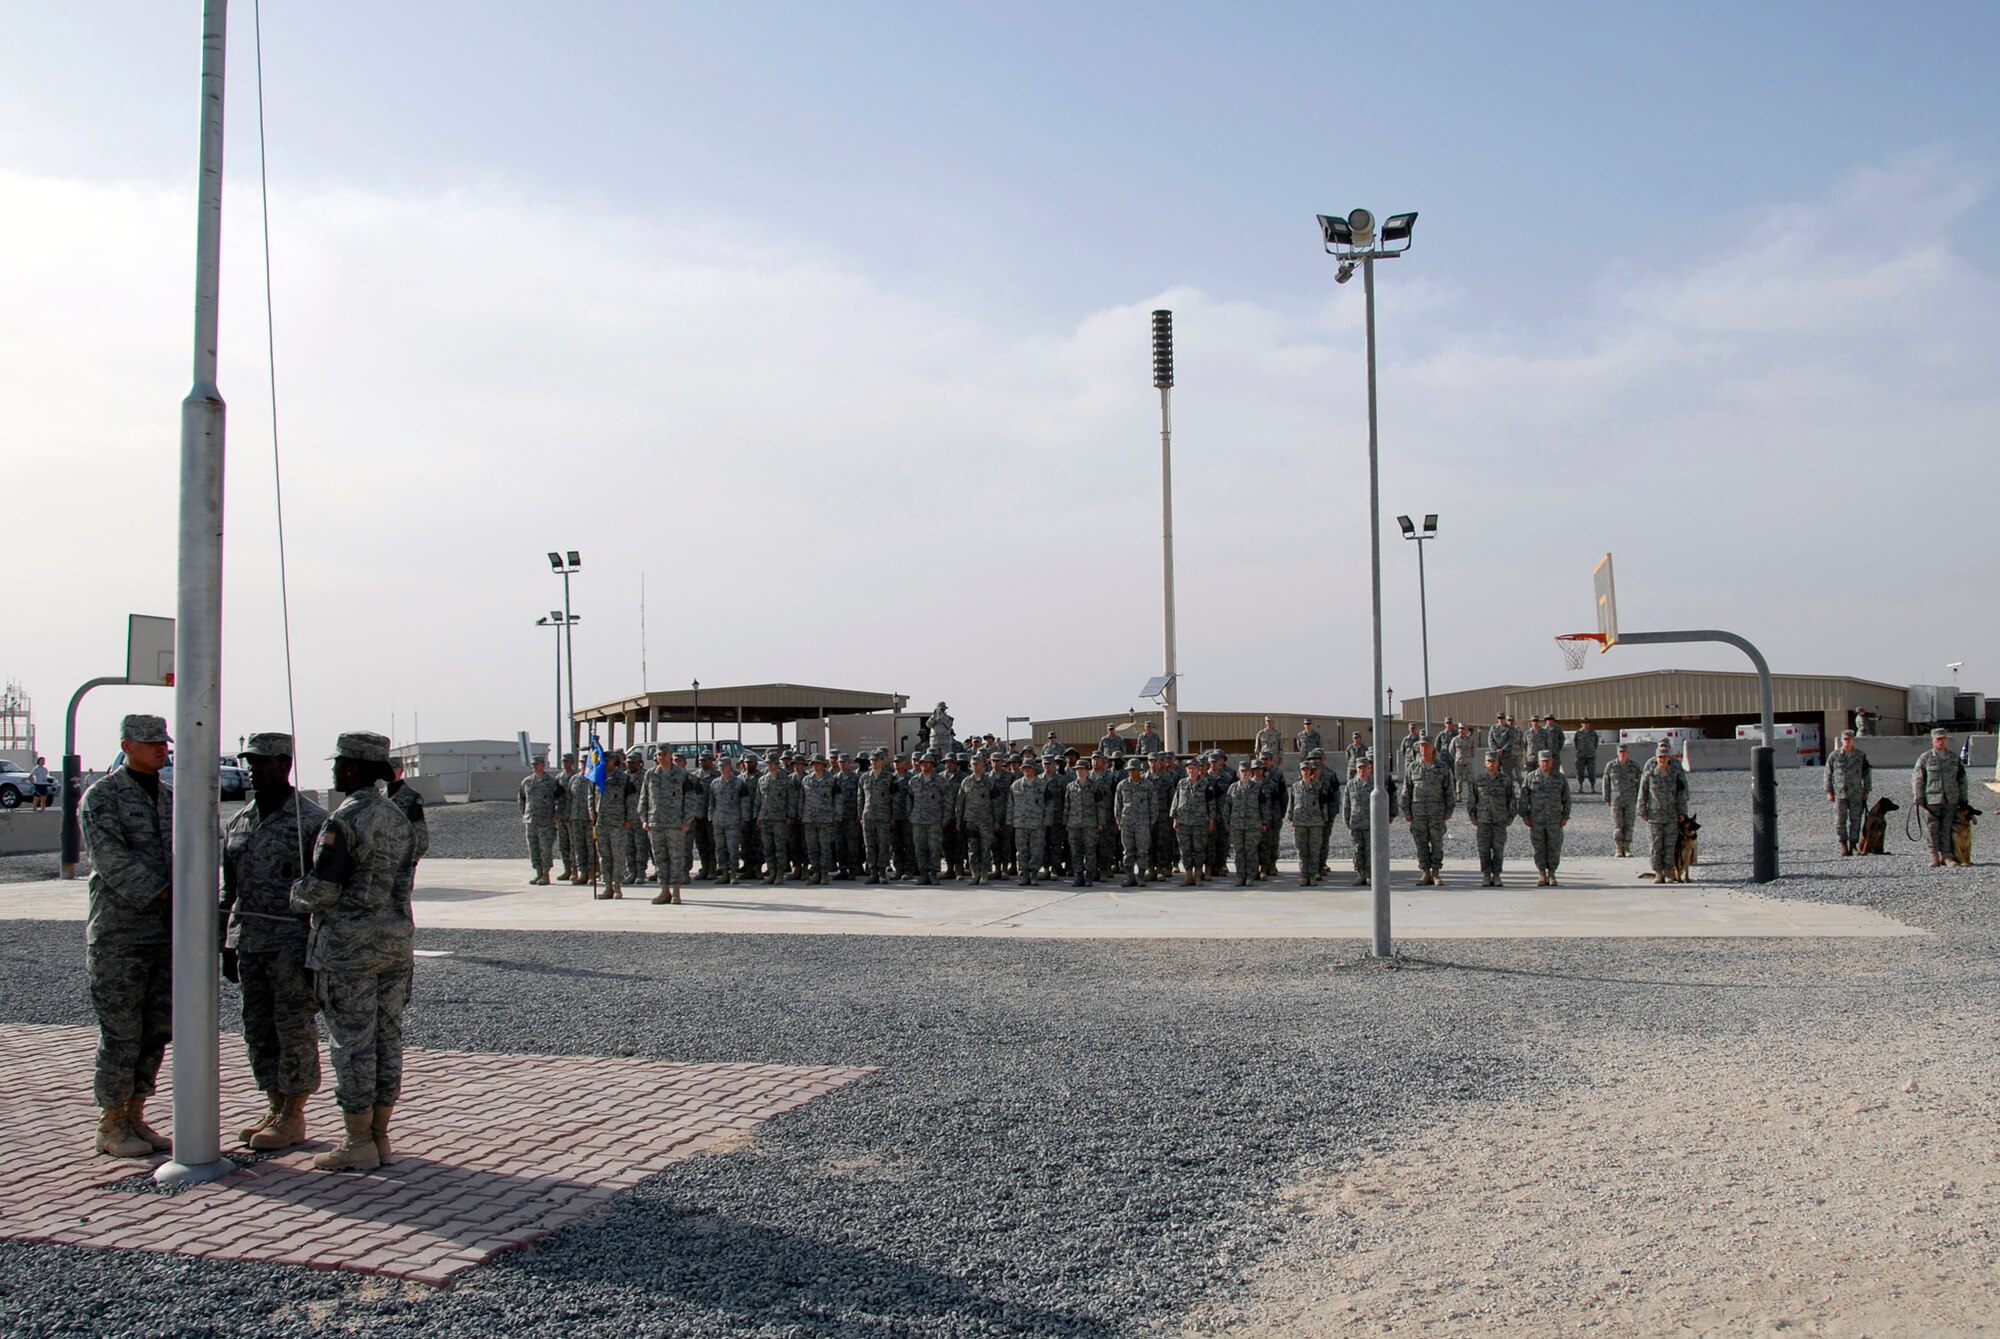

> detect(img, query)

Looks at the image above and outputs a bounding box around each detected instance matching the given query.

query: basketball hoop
[1555,632,1606,671]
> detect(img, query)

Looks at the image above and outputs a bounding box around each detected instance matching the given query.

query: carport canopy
[574,683,908,750]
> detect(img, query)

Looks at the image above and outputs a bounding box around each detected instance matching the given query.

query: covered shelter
[573,683,909,755]
[1031,709,1374,758]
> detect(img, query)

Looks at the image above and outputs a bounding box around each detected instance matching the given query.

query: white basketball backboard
[127,615,175,687]
[1592,554,1617,649]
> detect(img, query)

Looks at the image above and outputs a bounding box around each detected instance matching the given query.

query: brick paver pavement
[0,1024,870,1285]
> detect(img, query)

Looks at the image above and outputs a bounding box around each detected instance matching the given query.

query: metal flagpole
[158,0,236,1188]
[1153,311,1180,755]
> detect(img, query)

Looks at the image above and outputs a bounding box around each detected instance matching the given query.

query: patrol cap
[330,731,392,763]
[655,745,673,757]
[1124,758,1142,771]
[1023,757,1041,769]
[242,732,294,758]
[832,752,848,762]
[810,755,827,767]
[1931,727,1949,739]
[1308,747,1326,759]
[1616,743,1631,753]
[120,713,171,744]
[1538,749,1553,761]
[1839,728,1855,740]
[919,750,937,763]
[1495,712,1506,720]
[561,752,576,763]
[605,747,626,762]
[1656,741,1672,755]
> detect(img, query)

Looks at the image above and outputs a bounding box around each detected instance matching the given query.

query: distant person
[1294,719,1323,762]
[30,756,50,810]
[1041,730,1065,761]
[222,733,328,1152]
[1572,719,1601,793]
[1343,756,1394,886]
[1136,721,1163,756]
[518,757,563,885]
[1518,750,1574,886]
[289,731,416,1173]
[553,753,580,881]
[80,714,175,1159]
[1345,732,1368,780]
[1911,728,1967,869]
[385,759,428,866]
[1603,743,1642,858]
[1488,713,1519,777]
[1255,717,1284,765]
[1400,741,1456,886]
[1466,750,1518,887]
[1637,741,1691,879]
[1823,729,1872,857]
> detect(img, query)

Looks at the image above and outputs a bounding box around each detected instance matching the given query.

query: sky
[4,1,1998,772]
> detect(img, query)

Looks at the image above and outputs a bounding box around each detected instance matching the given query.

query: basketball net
[1555,633,1605,672]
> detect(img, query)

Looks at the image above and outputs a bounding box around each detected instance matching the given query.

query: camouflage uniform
[1092,762,1122,878]
[1638,758,1691,876]
[290,771,417,1116]
[1465,763,1517,883]
[624,758,650,879]
[639,756,697,893]
[1137,726,1163,756]
[1911,741,1968,864]
[1294,726,1324,760]
[1488,720,1520,776]
[1097,730,1123,757]
[860,762,897,883]
[1150,760,1180,875]
[1343,770,1395,882]
[567,760,599,881]
[1400,758,1457,881]
[956,766,1001,883]
[519,770,564,879]
[1517,764,1573,880]
[1603,754,1643,855]
[1204,757,1236,875]
[939,759,966,878]
[1396,728,1425,782]
[591,758,638,895]
[1824,743,1872,853]
[706,766,748,879]
[1010,766,1051,885]
[691,759,718,879]
[1572,727,1601,791]
[1065,768,1100,886]
[1288,773,1330,884]
[1344,739,1369,781]
[1225,771,1265,884]
[1114,767,1156,884]
[758,764,798,884]
[224,783,328,1098]
[1170,769,1214,882]
[386,779,428,863]
[1254,726,1284,767]
[1449,730,1478,803]
[81,762,173,1110]
[833,758,862,878]
[553,763,579,877]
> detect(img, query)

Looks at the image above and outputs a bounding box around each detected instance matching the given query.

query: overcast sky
[6,1,1997,770]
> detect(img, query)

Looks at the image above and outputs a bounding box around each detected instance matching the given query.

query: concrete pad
[0,857,1921,939]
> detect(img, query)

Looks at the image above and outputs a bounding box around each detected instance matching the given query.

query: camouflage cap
[1538,750,1553,761]
[1124,758,1142,771]
[605,748,626,761]
[561,753,576,763]
[1931,727,1949,739]
[1656,741,1672,754]
[1485,750,1502,761]
[655,745,673,756]
[120,713,171,744]
[919,751,937,763]
[330,731,392,763]
[241,732,294,758]
[1839,728,1855,740]
[810,754,827,767]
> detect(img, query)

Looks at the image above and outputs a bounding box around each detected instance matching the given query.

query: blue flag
[585,735,607,790]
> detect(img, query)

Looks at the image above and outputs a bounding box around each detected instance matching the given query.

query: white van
[1735,723,1822,766]
[1618,727,1703,756]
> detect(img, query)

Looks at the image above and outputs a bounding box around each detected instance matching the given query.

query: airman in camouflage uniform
[1488,714,1519,778]
[223,732,328,1150]
[290,731,417,1172]
[81,714,175,1158]
[1911,728,1968,867]
[565,752,598,883]
[1255,718,1284,767]
[1824,729,1872,856]
[1518,750,1574,885]
[1345,733,1369,780]
[1603,744,1642,857]
[1254,752,1285,875]
[1400,742,1457,885]
[1289,760,1331,885]
[1113,758,1155,886]
[1151,754,1181,877]
[1010,758,1051,886]
[956,755,1000,884]
[554,754,579,880]
[1043,756,1070,879]
[519,758,564,884]
[940,754,967,879]
[1637,742,1691,877]
[1225,760,1268,885]
[1097,723,1123,757]
[1065,761,1101,887]
[1464,750,1517,886]
[1449,724,1478,804]
[928,702,955,755]
[1169,757,1213,885]
[588,750,638,898]
[757,755,797,886]
[1137,723,1163,756]
[833,754,862,878]
[639,745,695,903]
[799,756,838,884]
[691,754,718,880]
[1295,719,1323,762]
[386,760,429,865]
[860,753,897,885]
[1091,754,1121,880]
[1572,721,1600,793]
[904,753,947,884]
[706,758,747,882]
[1344,757,1395,885]
[1204,751,1236,876]
[624,752,650,881]
[892,755,917,880]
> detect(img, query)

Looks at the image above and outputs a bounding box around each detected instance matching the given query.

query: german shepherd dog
[1856,797,1898,855]
[1640,814,1701,883]
[1951,804,1980,867]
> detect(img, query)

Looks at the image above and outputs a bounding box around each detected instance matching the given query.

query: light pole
[1153,310,1182,755]
[537,612,578,767]
[1319,206,1418,959]
[1397,514,1439,740]
[691,679,700,750]
[548,552,581,752]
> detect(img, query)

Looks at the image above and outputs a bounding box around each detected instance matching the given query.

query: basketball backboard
[127,615,175,687]
[1592,554,1617,650]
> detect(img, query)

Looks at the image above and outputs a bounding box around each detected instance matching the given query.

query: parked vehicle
[106,751,250,798]
[0,760,32,809]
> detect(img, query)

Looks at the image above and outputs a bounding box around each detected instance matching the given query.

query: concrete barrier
[1850,733,1996,770]
[467,772,527,803]
[1681,740,1804,772]
[0,810,62,855]
[404,774,446,805]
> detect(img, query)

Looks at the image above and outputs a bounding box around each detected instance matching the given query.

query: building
[573,683,909,756]
[1030,709,1375,757]
[1404,670,1911,745]
[390,739,548,795]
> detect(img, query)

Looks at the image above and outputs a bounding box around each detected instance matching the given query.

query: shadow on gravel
[440,953,655,983]
[1399,954,1823,991]
[495,1199,1108,1336]
[413,888,531,904]
[692,899,903,919]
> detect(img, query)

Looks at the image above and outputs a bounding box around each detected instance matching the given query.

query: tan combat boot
[95,1105,152,1158]
[651,883,673,904]
[371,1104,396,1166]
[250,1093,309,1150]
[238,1090,284,1145]
[671,885,682,904]
[311,1110,380,1172]
[126,1095,171,1151]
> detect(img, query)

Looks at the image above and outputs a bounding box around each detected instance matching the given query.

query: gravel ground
[0,769,1994,1336]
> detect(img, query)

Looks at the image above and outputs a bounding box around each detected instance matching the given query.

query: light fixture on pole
[1318,205,1419,959]
[1152,309,1182,755]
[547,551,581,753]
[536,612,578,768]
[1396,513,1439,741]
[691,680,700,749]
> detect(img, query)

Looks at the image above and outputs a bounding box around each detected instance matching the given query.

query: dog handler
[1637,741,1690,880]
[1824,729,1872,856]
[1911,727,1967,869]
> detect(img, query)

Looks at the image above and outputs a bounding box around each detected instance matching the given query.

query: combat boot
[250,1093,308,1150]
[126,1095,170,1151]
[652,885,673,904]
[671,886,682,904]
[238,1090,284,1145]
[371,1104,396,1166]
[312,1110,380,1172]
[95,1105,152,1158]
[1180,873,1197,887]
[529,872,549,886]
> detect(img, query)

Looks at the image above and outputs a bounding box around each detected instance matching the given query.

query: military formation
[82,718,420,1171]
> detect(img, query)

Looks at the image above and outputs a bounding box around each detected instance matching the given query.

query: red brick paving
[0,1023,869,1286]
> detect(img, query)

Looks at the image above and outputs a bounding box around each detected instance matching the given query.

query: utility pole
[1153,310,1181,755]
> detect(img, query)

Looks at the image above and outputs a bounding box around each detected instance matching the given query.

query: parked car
[105,751,250,799]
[0,760,33,809]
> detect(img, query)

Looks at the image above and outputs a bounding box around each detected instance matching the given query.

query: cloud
[5,153,1996,772]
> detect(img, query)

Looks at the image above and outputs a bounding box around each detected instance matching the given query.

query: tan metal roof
[1032,710,1378,752]
[1408,670,1909,728]
[575,683,908,727]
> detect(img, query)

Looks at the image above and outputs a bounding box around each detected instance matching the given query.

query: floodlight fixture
[547,552,562,570]
[1335,261,1356,284]
[1396,514,1415,537]
[566,550,581,568]
[1422,513,1438,534]
[1317,213,1352,250]
[1346,208,1375,247]
[1381,212,1419,250]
